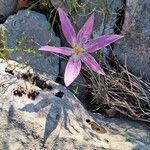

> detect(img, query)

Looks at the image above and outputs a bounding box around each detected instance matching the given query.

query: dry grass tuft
[87,61,150,123]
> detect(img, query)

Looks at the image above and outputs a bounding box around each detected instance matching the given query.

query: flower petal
[84,34,124,53]
[64,57,81,86]
[77,14,94,45]
[81,54,105,75]
[58,8,77,46]
[39,45,72,56]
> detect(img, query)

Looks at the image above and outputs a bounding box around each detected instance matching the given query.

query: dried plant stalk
[89,63,150,123]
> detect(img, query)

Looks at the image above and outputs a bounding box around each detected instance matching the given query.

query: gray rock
[1,10,60,81]
[73,0,124,37]
[0,0,17,23]
[114,0,150,80]
[0,59,149,150]
[93,114,150,150]
[4,10,60,49]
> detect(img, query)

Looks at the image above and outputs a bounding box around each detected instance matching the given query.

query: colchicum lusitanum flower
[39,8,123,86]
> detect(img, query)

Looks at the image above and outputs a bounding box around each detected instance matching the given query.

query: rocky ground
[0,59,150,150]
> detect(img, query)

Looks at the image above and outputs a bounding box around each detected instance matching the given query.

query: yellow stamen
[73,46,84,56]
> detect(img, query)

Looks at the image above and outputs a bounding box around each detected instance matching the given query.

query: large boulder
[114,0,150,80]
[0,10,60,81]
[0,0,17,23]
[0,59,149,150]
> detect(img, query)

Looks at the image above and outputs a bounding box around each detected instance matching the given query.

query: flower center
[73,46,84,56]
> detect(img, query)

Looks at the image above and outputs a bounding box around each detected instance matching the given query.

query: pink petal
[77,14,94,45]
[39,45,72,56]
[84,34,124,53]
[81,54,105,75]
[64,57,81,86]
[58,8,77,46]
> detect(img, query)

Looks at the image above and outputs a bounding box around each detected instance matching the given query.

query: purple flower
[39,8,123,86]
